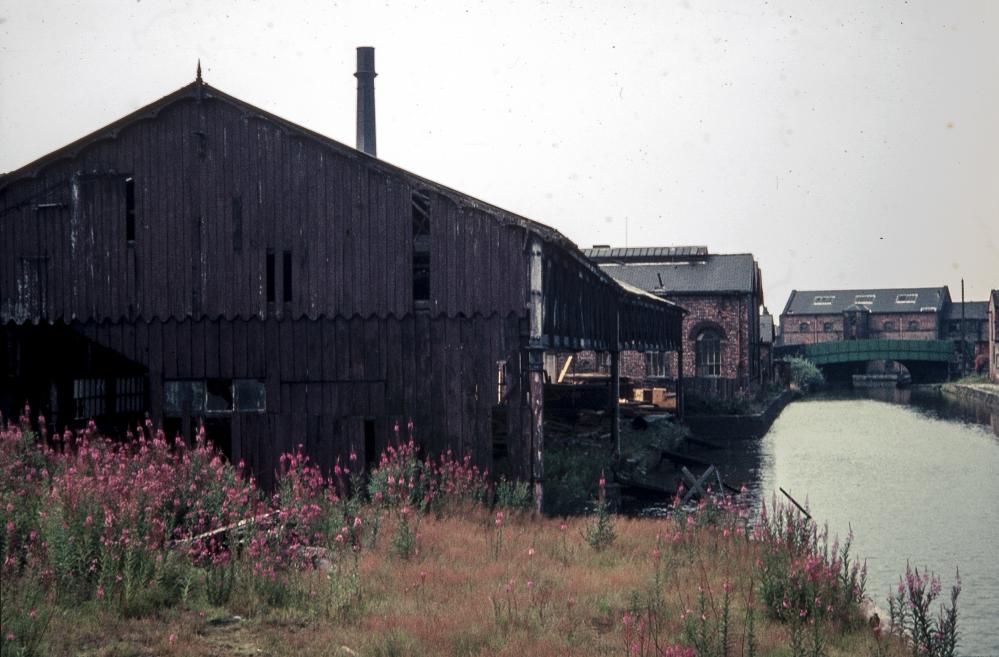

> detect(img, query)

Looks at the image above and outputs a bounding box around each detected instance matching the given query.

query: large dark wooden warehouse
[1,53,684,498]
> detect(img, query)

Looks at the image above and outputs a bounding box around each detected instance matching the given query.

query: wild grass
[1,411,934,657]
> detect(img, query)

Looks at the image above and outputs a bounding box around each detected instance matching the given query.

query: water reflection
[756,390,999,654]
[628,388,999,653]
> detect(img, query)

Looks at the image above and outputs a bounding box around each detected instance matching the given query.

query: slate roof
[591,254,758,294]
[943,301,989,321]
[781,287,950,316]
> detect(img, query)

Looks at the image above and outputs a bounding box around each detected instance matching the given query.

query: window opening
[125,177,135,242]
[883,321,895,331]
[73,378,106,420]
[412,191,431,307]
[908,321,920,331]
[496,360,508,403]
[854,294,876,305]
[799,322,810,332]
[896,293,918,304]
[823,322,834,332]
[812,295,835,305]
[233,379,266,411]
[115,377,145,413]
[206,378,234,413]
[695,330,721,377]
[163,380,206,416]
[645,351,667,377]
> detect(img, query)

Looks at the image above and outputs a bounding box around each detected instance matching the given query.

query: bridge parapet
[790,339,953,365]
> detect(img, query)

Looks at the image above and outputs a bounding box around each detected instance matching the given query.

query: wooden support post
[528,348,545,514]
[676,334,685,421]
[527,237,545,513]
[611,301,621,460]
[610,349,621,459]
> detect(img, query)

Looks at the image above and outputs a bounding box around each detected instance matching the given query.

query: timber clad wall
[2,80,683,488]
[1,96,528,323]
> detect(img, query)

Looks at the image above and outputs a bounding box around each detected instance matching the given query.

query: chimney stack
[355,46,377,157]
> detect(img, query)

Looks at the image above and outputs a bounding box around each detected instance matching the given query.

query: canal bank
[754,392,999,655]
[683,389,793,439]
[941,381,999,411]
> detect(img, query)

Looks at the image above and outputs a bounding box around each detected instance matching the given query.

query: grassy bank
[1,416,954,657]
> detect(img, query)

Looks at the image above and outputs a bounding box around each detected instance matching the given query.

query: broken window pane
[234,379,266,412]
[206,378,233,413]
[163,380,205,416]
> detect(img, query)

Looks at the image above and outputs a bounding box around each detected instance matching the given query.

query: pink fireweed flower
[353,516,362,528]
[505,579,514,593]
[527,547,535,557]
[527,580,534,590]
[495,511,504,527]
[559,521,568,532]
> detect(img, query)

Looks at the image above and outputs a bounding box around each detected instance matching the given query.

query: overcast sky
[2,0,997,316]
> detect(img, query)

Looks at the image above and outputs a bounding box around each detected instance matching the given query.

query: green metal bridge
[775,339,956,382]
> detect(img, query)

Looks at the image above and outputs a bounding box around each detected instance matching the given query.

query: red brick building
[942,301,990,371]
[583,247,765,399]
[779,287,951,346]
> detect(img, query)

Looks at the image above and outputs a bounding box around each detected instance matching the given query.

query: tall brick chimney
[354,46,377,157]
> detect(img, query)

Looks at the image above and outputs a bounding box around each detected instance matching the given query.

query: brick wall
[546,291,761,397]
[780,311,941,345]
[665,293,759,394]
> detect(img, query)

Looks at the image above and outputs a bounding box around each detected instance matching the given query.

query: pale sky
[2,0,997,317]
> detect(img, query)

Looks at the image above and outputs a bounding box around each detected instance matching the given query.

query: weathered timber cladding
[2,80,683,490]
[2,314,521,486]
[1,96,528,323]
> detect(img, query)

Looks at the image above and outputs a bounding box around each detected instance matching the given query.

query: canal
[745,389,999,655]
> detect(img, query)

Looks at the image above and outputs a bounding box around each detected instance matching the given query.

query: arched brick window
[695,329,722,377]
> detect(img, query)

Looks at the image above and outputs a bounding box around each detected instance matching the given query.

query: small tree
[787,357,824,392]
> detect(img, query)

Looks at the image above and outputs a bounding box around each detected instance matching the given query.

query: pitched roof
[1,77,681,315]
[592,253,758,294]
[943,301,989,321]
[781,287,950,316]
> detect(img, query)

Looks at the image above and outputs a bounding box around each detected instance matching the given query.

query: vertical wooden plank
[205,319,220,379]
[189,320,205,379]
[162,319,178,378]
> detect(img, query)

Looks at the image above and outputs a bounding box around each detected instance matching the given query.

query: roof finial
[196,59,202,82]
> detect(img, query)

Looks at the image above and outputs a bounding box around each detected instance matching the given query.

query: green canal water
[754,390,999,655]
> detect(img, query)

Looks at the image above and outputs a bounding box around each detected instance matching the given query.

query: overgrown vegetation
[0,412,944,657]
[787,356,826,393]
